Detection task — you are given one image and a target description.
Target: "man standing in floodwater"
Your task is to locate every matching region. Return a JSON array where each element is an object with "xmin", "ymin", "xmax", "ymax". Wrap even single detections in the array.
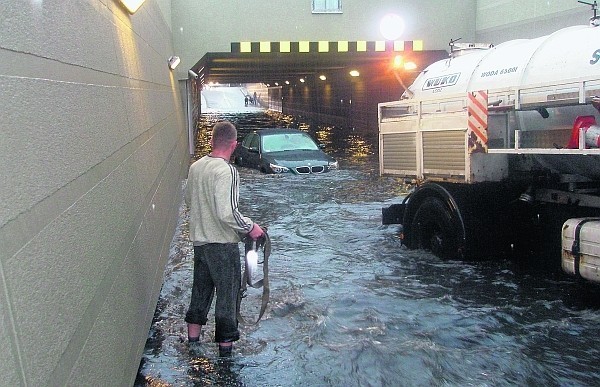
[{"xmin": 184, "ymin": 120, "xmax": 264, "ymax": 357}]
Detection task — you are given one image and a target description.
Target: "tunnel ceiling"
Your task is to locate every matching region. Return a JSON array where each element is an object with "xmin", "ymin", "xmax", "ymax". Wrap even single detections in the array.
[{"xmin": 191, "ymin": 50, "xmax": 448, "ymax": 85}]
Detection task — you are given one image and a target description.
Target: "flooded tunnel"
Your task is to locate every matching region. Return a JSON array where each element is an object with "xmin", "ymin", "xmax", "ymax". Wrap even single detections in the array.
[{"xmin": 6, "ymin": 1, "xmax": 600, "ymax": 385}]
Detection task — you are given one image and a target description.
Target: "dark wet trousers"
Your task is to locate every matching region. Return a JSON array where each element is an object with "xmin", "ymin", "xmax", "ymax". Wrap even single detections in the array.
[{"xmin": 185, "ymin": 243, "xmax": 241, "ymax": 343}]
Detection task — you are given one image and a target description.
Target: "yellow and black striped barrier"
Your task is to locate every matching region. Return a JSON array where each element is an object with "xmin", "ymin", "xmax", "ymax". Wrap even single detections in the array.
[{"xmin": 231, "ymin": 40, "xmax": 423, "ymax": 54}]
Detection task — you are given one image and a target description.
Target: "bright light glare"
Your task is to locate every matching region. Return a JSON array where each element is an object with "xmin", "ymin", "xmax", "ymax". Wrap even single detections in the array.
[
  {"xmin": 120, "ymin": 0, "xmax": 146, "ymax": 13},
  {"xmin": 319, "ymin": 75, "xmax": 327, "ymax": 81},
  {"xmin": 300, "ymin": 78, "xmax": 305, "ymax": 83},
  {"xmin": 393, "ymin": 55, "xmax": 403, "ymax": 69},
  {"xmin": 380, "ymin": 13, "xmax": 405, "ymax": 40},
  {"xmin": 404, "ymin": 61, "xmax": 417, "ymax": 71},
  {"xmin": 349, "ymin": 70, "xmax": 360, "ymax": 77}
]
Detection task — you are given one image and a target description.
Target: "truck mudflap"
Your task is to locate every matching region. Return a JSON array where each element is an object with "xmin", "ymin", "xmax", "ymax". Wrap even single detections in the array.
[
  {"xmin": 382, "ymin": 203, "xmax": 406, "ymax": 225},
  {"xmin": 562, "ymin": 218, "xmax": 600, "ymax": 283}
]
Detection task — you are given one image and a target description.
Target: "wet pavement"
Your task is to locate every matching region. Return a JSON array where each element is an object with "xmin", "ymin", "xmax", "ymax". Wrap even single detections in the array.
[{"xmin": 135, "ymin": 110, "xmax": 600, "ymax": 386}]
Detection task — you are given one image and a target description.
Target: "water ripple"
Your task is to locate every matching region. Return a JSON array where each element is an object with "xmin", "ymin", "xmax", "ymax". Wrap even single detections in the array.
[{"xmin": 137, "ymin": 111, "xmax": 600, "ymax": 387}]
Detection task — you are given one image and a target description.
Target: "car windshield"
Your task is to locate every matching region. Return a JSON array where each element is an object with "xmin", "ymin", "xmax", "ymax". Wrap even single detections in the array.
[{"xmin": 261, "ymin": 133, "xmax": 319, "ymax": 152}]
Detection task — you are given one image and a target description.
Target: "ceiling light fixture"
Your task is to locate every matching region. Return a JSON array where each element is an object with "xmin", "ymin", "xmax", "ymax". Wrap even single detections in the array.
[
  {"xmin": 393, "ymin": 55, "xmax": 404, "ymax": 69},
  {"xmin": 120, "ymin": 0, "xmax": 146, "ymax": 14},
  {"xmin": 404, "ymin": 61, "xmax": 417, "ymax": 71}
]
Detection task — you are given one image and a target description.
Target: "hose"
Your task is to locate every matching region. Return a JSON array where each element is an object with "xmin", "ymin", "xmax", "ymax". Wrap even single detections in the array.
[{"xmin": 237, "ymin": 231, "xmax": 271, "ymax": 325}]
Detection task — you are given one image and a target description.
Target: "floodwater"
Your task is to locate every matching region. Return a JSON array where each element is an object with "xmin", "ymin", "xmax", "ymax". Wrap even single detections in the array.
[{"xmin": 136, "ymin": 110, "xmax": 600, "ymax": 386}]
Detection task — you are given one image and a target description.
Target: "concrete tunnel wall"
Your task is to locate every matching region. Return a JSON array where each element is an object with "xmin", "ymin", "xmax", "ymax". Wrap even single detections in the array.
[
  {"xmin": 476, "ymin": 0, "xmax": 593, "ymax": 42},
  {"xmin": 0, "ymin": 0, "xmax": 189, "ymax": 385}
]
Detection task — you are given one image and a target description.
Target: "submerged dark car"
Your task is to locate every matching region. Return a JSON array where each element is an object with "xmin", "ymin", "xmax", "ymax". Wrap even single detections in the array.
[{"xmin": 233, "ymin": 128, "xmax": 338, "ymax": 174}]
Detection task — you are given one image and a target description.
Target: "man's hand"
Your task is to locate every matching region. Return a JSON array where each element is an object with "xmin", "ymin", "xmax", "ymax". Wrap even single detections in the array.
[{"xmin": 248, "ymin": 223, "xmax": 264, "ymax": 240}]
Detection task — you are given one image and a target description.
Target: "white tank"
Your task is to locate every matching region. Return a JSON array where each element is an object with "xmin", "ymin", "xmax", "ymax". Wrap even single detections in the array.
[
  {"xmin": 403, "ymin": 24, "xmax": 600, "ymax": 179},
  {"xmin": 407, "ymin": 25, "xmax": 600, "ymax": 100}
]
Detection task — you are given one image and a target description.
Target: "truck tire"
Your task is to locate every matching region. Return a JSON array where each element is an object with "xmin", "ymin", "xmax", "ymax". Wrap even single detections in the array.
[{"xmin": 409, "ymin": 196, "xmax": 462, "ymax": 259}]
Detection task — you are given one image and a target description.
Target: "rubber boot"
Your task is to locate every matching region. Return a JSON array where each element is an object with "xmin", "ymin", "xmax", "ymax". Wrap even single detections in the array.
[{"xmin": 218, "ymin": 342, "xmax": 233, "ymax": 357}]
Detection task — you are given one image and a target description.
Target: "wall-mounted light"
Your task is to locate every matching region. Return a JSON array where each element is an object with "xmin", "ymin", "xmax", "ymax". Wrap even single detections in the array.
[
  {"xmin": 168, "ymin": 56, "xmax": 180, "ymax": 70},
  {"xmin": 319, "ymin": 75, "xmax": 327, "ymax": 81},
  {"xmin": 120, "ymin": 0, "xmax": 146, "ymax": 14},
  {"xmin": 299, "ymin": 78, "xmax": 305, "ymax": 83},
  {"xmin": 349, "ymin": 70, "xmax": 360, "ymax": 77}
]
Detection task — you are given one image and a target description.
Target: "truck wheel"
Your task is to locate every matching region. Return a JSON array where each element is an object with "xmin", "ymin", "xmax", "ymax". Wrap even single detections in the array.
[{"xmin": 409, "ymin": 196, "xmax": 462, "ymax": 259}]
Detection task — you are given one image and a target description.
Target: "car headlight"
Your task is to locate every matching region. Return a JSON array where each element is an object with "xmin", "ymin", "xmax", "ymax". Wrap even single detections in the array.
[
  {"xmin": 328, "ymin": 161, "xmax": 339, "ymax": 170},
  {"xmin": 269, "ymin": 163, "xmax": 289, "ymax": 173}
]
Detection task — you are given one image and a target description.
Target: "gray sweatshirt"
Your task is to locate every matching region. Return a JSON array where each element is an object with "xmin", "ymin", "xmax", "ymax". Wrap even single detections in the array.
[{"xmin": 185, "ymin": 155, "xmax": 254, "ymax": 245}]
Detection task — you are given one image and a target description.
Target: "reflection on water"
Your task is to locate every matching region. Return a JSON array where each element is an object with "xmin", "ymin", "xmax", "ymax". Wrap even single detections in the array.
[
  {"xmin": 193, "ymin": 111, "xmax": 378, "ymax": 165},
  {"xmin": 136, "ymin": 111, "xmax": 600, "ymax": 386}
]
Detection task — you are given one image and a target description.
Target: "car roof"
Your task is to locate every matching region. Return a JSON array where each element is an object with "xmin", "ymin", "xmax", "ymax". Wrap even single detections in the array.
[{"xmin": 252, "ymin": 128, "xmax": 308, "ymax": 136}]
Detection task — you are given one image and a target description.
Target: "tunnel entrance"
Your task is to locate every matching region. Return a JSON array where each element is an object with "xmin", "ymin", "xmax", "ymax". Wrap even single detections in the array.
[{"xmin": 191, "ymin": 44, "xmax": 447, "ymax": 132}]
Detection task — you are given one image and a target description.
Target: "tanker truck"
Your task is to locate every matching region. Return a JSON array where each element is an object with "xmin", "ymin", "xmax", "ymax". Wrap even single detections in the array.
[{"xmin": 379, "ymin": 4, "xmax": 600, "ymax": 282}]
